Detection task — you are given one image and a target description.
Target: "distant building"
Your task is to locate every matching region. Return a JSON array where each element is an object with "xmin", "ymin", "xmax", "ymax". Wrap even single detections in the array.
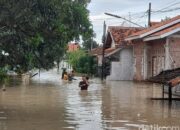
[
  {"xmin": 59, "ymin": 42, "xmax": 80, "ymax": 72},
  {"xmin": 67, "ymin": 43, "xmax": 80, "ymax": 52},
  {"xmin": 90, "ymin": 26, "xmax": 142, "ymax": 79}
]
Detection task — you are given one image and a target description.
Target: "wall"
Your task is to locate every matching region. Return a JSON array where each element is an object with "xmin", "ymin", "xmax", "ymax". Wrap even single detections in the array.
[
  {"xmin": 133, "ymin": 40, "xmax": 144, "ymax": 81},
  {"xmin": 97, "ymin": 55, "xmax": 102, "ymax": 66},
  {"xmin": 133, "ymin": 39, "xmax": 166, "ymax": 80},
  {"xmin": 107, "ymin": 47, "xmax": 133, "ymax": 80},
  {"xmin": 147, "ymin": 39, "xmax": 166, "ymax": 77},
  {"xmin": 132, "ymin": 36, "xmax": 180, "ymax": 81},
  {"xmin": 169, "ymin": 37, "xmax": 180, "ymax": 68}
]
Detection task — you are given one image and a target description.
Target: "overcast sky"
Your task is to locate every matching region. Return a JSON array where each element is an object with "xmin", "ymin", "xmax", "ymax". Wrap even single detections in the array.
[{"xmin": 87, "ymin": 0, "xmax": 180, "ymax": 43}]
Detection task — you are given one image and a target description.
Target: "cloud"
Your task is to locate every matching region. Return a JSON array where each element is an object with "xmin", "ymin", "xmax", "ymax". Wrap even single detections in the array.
[{"xmin": 88, "ymin": 0, "xmax": 180, "ymax": 43}]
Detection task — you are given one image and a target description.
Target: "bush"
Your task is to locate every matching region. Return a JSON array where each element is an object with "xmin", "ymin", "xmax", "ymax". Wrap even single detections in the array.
[
  {"xmin": 76, "ymin": 55, "xmax": 97, "ymax": 75},
  {"xmin": 0, "ymin": 68, "xmax": 8, "ymax": 83}
]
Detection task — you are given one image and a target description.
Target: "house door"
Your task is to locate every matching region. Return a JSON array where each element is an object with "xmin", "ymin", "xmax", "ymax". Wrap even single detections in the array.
[{"xmin": 152, "ymin": 56, "xmax": 157, "ymax": 76}]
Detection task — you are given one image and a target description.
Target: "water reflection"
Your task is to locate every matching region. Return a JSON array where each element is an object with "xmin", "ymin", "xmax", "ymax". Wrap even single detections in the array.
[{"xmin": 0, "ymin": 71, "xmax": 180, "ymax": 130}]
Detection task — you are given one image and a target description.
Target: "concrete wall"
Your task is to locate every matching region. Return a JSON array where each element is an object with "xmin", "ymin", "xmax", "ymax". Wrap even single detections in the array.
[
  {"xmin": 107, "ymin": 47, "xmax": 133, "ymax": 80},
  {"xmin": 97, "ymin": 55, "xmax": 102, "ymax": 66}
]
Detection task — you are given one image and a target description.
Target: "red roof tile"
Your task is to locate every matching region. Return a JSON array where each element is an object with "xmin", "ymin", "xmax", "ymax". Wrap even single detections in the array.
[
  {"xmin": 169, "ymin": 77, "xmax": 180, "ymax": 87},
  {"xmin": 90, "ymin": 47, "xmax": 118, "ymax": 56},
  {"xmin": 150, "ymin": 21, "xmax": 160, "ymax": 26},
  {"xmin": 107, "ymin": 26, "xmax": 142, "ymax": 45},
  {"xmin": 105, "ymin": 48, "xmax": 116, "ymax": 54},
  {"xmin": 68, "ymin": 43, "xmax": 80, "ymax": 52},
  {"xmin": 90, "ymin": 47, "xmax": 103, "ymax": 55},
  {"xmin": 149, "ymin": 23, "xmax": 180, "ymax": 37},
  {"xmin": 128, "ymin": 15, "xmax": 180, "ymax": 38}
]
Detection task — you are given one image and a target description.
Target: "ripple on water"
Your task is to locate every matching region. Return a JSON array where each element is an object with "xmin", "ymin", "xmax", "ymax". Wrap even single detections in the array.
[{"xmin": 0, "ymin": 71, "xmax": 180, "ymax": 130}]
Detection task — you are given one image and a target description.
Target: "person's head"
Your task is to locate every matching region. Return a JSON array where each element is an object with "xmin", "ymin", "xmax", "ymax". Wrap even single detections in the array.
[
  {"xmin": 64, "ymin": 72, "xmax": 67, "ymax": 75},
  {"xmin": 82, "ymin": 75, "xmax": 86, "ymax": 81},
  {"xmin": 86, "ymin": 76, "xmax": 89, "ymax": 80}
]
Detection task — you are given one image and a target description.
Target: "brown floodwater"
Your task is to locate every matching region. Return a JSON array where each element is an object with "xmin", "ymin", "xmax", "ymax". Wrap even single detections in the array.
[{"xmin": 0, "ymin": 70, "xmax": 180, "ymax": 130}]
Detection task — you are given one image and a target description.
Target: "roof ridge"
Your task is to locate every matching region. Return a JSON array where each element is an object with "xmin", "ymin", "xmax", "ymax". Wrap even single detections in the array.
[{"xmin": 126, "ymin": 15, "xmax": 180, "ymax": 40}]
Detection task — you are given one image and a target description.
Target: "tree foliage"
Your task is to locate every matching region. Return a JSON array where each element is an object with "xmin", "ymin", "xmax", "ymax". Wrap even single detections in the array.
[
  {"xmin": 0, "ymin": 0, "xmax": 92, "ymax": 73},
  {"xmin": 67, "ymin": 49, "xmax": 97, "ymax": 75},
  {"xmin": 82, "ymin": 39, "xmax": 99, "ymax": 50},
  {"xmin": 76, "ymin": 55, "xmax": 97, "ymax": 75},
  {"xmin": 67, "ymin": 50, "xmax": 86, "ymax": 69}
]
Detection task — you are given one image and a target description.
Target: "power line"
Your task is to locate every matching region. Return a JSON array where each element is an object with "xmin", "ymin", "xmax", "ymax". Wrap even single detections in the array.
[
  {"xmin": 152, "ymin": 1, "xmax": 180, "ymax": 14},
  {"xmin": 104, "ymin": 13, "xmax": 145, "ymax": 28},
  {"xmin": 152, "ymin": 7, "xmax": 180, "ymax": 13}
]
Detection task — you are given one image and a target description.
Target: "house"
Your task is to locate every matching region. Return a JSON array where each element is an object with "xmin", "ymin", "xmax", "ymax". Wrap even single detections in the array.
[
  {"xmin": 59, "ymin": 42, "xmax": 80, "ymax": 72},
  {"xmin": 91, "ymin": 26, "xmax": 142, "ymax": 80},
  {"xmin": 126, "ymin": 15, "xmax": 180, "ymax": 81},
  {"xmin": 104, "ymin": 26, "xmax": 142, "ymax": 80},
  {"xmin": 67, "ymin": 42, "xmax": 80, "ymax": 52}
]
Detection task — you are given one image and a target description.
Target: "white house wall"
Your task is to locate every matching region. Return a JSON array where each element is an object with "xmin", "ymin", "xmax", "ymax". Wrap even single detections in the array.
[{"xmin": 107, "ymin": 48, "xmax": 134, "ymax": 81}]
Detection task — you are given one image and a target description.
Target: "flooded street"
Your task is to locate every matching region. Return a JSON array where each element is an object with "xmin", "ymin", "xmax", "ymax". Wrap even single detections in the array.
[{"xmin": 0, "ymin": 70, "xmax": 180, "ymax": 130}]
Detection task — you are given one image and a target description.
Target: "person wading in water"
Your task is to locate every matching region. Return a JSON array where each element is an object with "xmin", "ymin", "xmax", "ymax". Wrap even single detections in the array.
[{"xmin": 79, "ymin": 76, "xmax": 89, "ymax": 90}]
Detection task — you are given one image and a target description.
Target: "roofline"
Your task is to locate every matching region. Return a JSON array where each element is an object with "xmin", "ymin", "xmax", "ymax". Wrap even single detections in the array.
[
  {"xmin": 109, "ymin": 31, "xmax": 116, "ymax": 45},
  {"xmin": 171, "ymin": 34, "xmax": 180, "ymax": 38},
  {"xmin": 143, "ymin": 36, "xmax": 161, "ymax": 42},
  {"xmin": 141, "ymin": 19, "xmax": 180, "ymax": 38},
  {"xmin": 105, "ymin": 48, "xmax": 121, "ymax": 57},
  {"xmin": 144, "ymin": 28, "xmax": 180, "ymax": 41},
  {"xmin": 125, "ymin": 36, "xmax": 140, "ymax": 41},
  {"xmin": 126, "ymin": 18, "xmax": 180, "ymax": 41}
]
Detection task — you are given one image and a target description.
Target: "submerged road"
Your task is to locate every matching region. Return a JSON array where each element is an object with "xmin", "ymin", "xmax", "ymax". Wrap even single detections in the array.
[{"xmin": 0, "ymin": 70, "xmax": 180, "ymax": 130}]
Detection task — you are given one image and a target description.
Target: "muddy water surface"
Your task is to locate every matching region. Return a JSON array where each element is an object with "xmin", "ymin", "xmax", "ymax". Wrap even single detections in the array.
[{"xmin": 0, "ymin": 70, "xmax": 180, "ymax": 130}]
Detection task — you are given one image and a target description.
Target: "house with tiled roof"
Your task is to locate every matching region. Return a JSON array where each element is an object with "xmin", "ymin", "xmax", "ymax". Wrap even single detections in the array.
[
  {"xmin": 67, "ymin": 42, "xmax": 80, "ymax": 52},
  {"xmin": 103, "ymin": 26, "xmax": 142, "ymax": 80},
  {"xmin": 126, "ymin": 15, "xmax": 180, "ymax": 81}
]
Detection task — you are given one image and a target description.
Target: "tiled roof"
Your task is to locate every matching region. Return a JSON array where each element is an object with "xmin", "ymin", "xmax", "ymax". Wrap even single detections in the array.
[
  {"xmin": 90, "ymin": 47, "xmax": 103, "ymax": 55},
  {"xmin": 90, "ymin": 47, "xmax": 118, "ymax": 56},
  {"xmin": 127, "ymin": 15, "xmax": 180, "ymax": 39},
  {"xmin": 105, "ymin": 48, "xmax": 116, "ymax": 54},
  {"xmin": 107, "ymin": 26, "xmax": 142, "ymax": 45},
  {"xmin": 169, "ymin": 77, "xmax": 180, "ymax": 87},
  {"xmin": 148, "ymin": 23, "xmax": 180, "ymax": 37},
  {"xmin": 148, "ymin": 68, "xmax": 180, "ymax": 84},
  {"xmin": 68, "ymin": 43, "xmax": 80, "ymax": 52},
  {"xmin": 150, "ymin": 21, "xmax": 160, "ymax": 26}
]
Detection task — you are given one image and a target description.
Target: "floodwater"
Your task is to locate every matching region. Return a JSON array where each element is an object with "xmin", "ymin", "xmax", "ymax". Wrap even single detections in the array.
[{"xmin": 0, "ymin": 70, "xmax": 180, "ymax": 130}]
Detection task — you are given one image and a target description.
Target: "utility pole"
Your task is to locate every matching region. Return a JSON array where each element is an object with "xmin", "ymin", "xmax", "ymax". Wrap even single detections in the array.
[
  {"xmin": 91, "ymin": 38, "xmax": 93, "ymax": 50},
  {"xmin": 90, "ymin": 25, "xmax": 93, "ymax": 50},
  {"xmin": 101, "ymin": 21, "xmax": 106, "ymax": 81},
  {"xmin": 129, "ymin": 12, "xmax": 131, "ymax": 27},
  {"xmin": 148, "ymin": 2, "xmax": 151, "ymax": 27}
]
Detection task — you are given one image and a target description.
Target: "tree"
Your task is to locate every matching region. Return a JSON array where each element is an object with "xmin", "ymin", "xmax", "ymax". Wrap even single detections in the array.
[
  {"xmin": 0, "ymin": 0, "xmax": 93, "ymax": 73},
  {"xmin": 66, "ymin": 49, "xmax": 97, "ymax": 75},
  {"xmin": 82, "ymin": 39, "xmax": 99, "ymax": 50},
  {"xmin": 66, "ymin": 50, "xmax": 86, "ymax": 69},
  {"xmin": 76, "ymin": 55, "xmax": 97, "ymax": 75}
]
